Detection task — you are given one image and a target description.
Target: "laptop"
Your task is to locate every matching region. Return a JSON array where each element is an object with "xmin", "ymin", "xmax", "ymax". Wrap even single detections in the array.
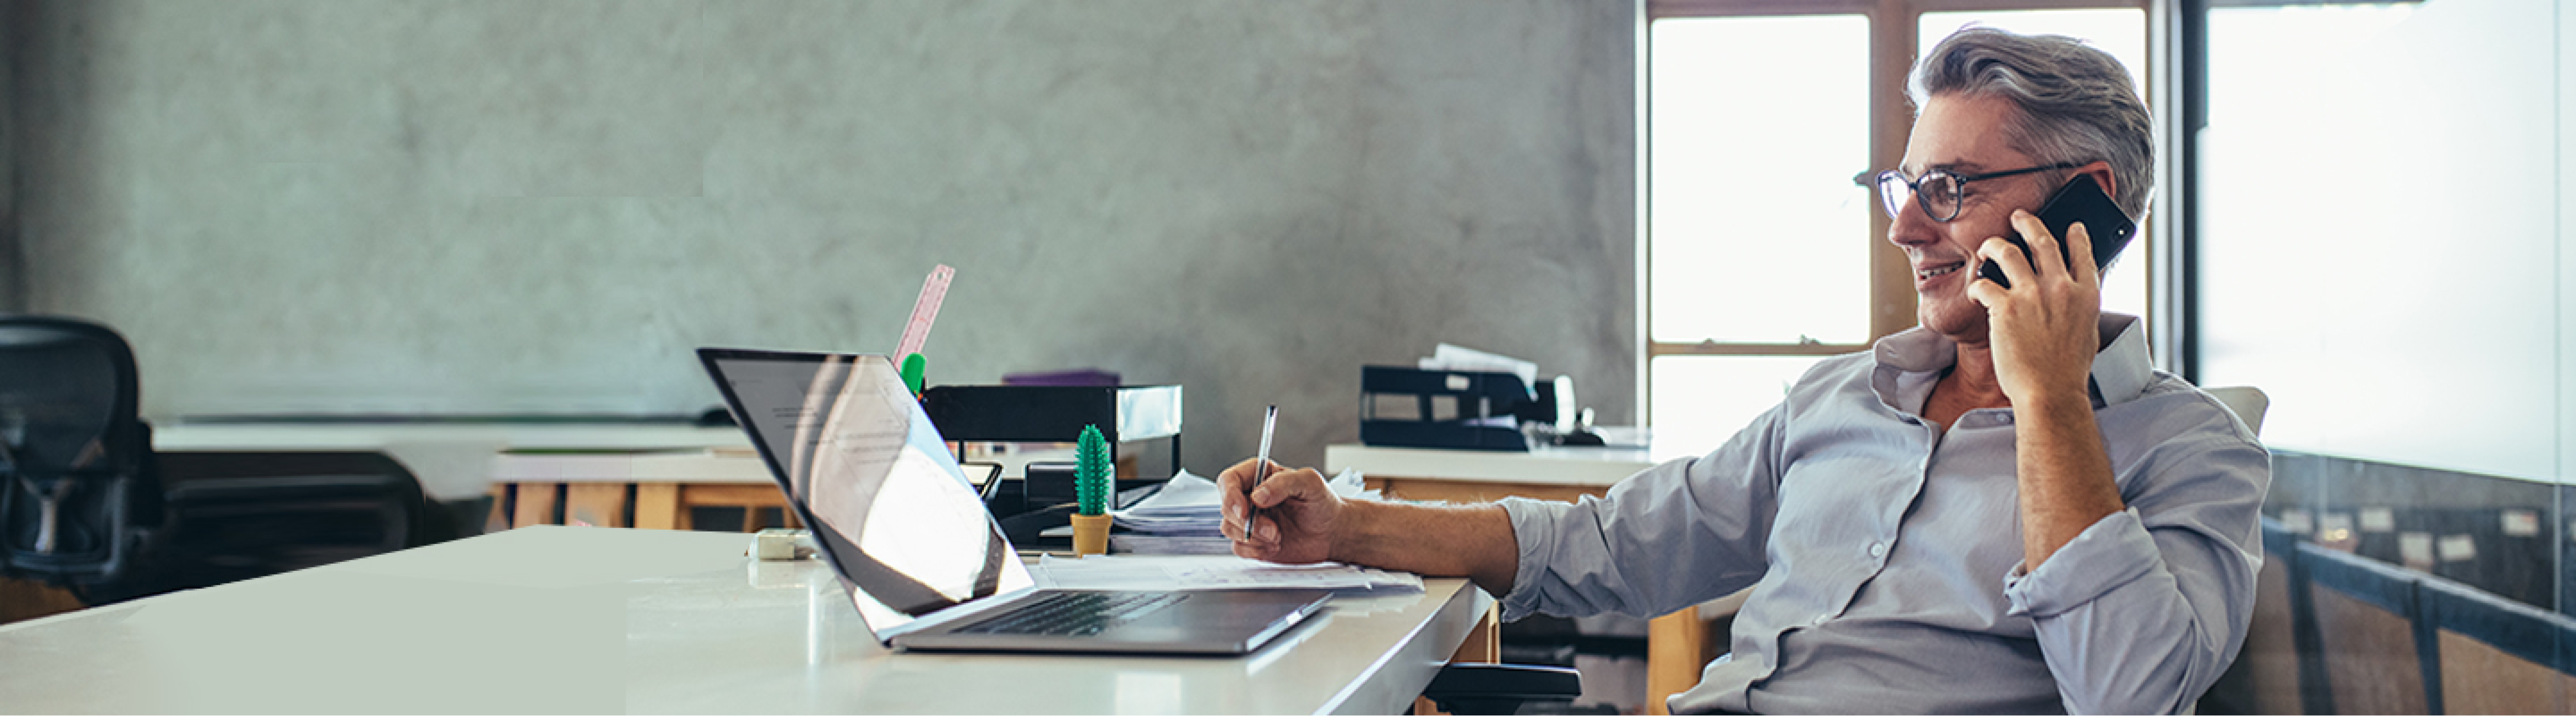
[{"xmin": 697, "ymin": 348, "xmax": 1333, "ymax": 654}]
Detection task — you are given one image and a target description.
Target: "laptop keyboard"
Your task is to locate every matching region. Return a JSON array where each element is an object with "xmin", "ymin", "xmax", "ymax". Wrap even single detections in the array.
[{"xmin": 952, "ymin": 591, "xmax": 1187, "ymax": 637}]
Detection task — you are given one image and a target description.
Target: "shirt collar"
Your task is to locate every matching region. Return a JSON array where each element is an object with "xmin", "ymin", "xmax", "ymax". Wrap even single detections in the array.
[
  {"xmin": 2088, "ymin": 313, "xmax": 2153, "ymax": 406},
  {"xmin": 1872, "ymin": 313, "xmax": 2155, "ymax": 409}
]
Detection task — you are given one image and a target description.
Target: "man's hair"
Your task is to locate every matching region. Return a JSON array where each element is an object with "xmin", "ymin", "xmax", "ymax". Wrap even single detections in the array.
[{"xmin": 1911, "ymin": 27, "xmax": 2154, "ymax": 219}]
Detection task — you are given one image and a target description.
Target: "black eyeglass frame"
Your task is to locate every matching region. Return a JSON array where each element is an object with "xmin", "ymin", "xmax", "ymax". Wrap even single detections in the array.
[{"xmin": 1866, "ymin": 162, "xmax": 2086, "ymax": 223}]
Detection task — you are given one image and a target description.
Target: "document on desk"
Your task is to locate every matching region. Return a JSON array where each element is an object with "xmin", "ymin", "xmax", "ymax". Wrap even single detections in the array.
[
  {"xmin": 1029, "ymin": 555, "xmax": 1423, "ymax": 594},
  {"xmin": 1038, "ymin": 468, "xmax": 1381, "ymax": 555}
]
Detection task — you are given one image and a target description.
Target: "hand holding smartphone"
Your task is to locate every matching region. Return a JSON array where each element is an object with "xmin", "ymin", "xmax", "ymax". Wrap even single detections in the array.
[{"xmin": 1976, "ymin": 174, "xmax": 2137, "ymax": 288}]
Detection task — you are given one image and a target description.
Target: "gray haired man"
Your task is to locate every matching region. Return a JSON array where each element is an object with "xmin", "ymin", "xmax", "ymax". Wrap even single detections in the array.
[{"xmin": 1221, "ymin": 27, "xmax": 2267, "ymax": 714}]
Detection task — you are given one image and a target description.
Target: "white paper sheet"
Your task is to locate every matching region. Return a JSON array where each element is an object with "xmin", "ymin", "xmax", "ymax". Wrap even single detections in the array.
[{"xmin": 1027, "ymin": 554, "xmax": 1423, "ymax": 594}]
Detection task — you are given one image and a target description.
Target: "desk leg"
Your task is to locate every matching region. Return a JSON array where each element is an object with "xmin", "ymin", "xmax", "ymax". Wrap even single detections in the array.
[
  {"xmin": 1450, "ymin": 604, "xmax": 1501, "ymax": 662},
  {"xmin": 1646, "ymin": 609, "xmax": 1711, "ymax": 715},
  {"xmin": 565, "ymin": 484, "xmax": 630, "ymax": 528},
  {"xmin": 512, "ymin": 482, "xmax": 561, "ymax": 527},
  {"xmin": 636, "ymin": 484, "xmax": 682, "ymax": 530},
  {"xmin": 485, "ymin": 484, "xmax": 512, "ymax": 532}
]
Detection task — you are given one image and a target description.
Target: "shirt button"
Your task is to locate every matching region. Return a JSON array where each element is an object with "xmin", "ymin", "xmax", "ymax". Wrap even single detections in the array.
[{"xmin": 1868, "ymin": 542, "xmax": 1887, "ymax": 557}]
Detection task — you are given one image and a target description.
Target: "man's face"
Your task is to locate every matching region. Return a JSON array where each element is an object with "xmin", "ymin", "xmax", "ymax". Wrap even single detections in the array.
[{"xmin": 1888, "ymin": 94, "xmax": 2062, "ymax": 347}]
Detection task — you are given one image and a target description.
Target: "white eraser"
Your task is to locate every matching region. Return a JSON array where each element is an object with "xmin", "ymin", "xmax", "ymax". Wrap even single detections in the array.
[{"xmin": 756, "ymin": 529, "xmax": 807, "ymax": 560}]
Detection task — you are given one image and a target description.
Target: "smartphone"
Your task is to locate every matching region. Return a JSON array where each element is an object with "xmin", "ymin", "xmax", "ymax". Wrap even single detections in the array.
[{"xmin": 1976, "ymin": 173, "xmax": 2137, "ymax": 289}]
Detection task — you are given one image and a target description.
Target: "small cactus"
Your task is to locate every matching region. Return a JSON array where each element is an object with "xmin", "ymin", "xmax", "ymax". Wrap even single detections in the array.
[{"xmin": 1075, "ymin": 425, "xmax": 1110, "ymax": 516}]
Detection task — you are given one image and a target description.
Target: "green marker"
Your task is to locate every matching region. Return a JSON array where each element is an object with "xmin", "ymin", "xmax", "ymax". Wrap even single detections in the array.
[{"xmin": 900, "ymin": 353, "xmax": 927, "ymax": 396}]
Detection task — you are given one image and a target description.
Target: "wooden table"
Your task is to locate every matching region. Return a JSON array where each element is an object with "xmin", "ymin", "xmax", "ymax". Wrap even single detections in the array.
[
  {"xmin": 151, "ymin": 422, "xmax": 751, "ymax": 498},
  {"xmin": 486, "ymin": 448, "xmax": 789, "ymax": 532},
  {"xmin": 153, "ymin": 422, "xmax": 1134, "ymax": 535},
  {"xmin": 1328, "ymin": 443, "xmax": 1731, "ymax": 716},
  {"xmin": 153, "ymin": 422, "xmax": 802, "ymax": 533}
]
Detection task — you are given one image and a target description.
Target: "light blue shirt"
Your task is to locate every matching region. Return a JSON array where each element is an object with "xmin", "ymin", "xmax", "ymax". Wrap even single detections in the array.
[{"xmin": 1497, "ymin": 314, "xmax": 2269, "ymax": 714}]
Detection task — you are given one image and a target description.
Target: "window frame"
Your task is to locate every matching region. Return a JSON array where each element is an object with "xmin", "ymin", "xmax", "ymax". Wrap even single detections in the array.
[{"xmin": 1639, "ymin": 0, "xmax": 2159, "ymax": 423}]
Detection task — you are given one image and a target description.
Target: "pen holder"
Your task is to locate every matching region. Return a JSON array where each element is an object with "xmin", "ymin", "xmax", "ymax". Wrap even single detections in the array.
[{"xmin": 1070, "ymin": 513, "xmax": 1111, "ymax": 556}]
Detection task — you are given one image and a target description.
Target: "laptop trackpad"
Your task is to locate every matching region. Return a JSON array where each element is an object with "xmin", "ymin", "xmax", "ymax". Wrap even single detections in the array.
[{"xmin": 1107, "ymin": 590, "xmax": 1332, "ymax": 642}]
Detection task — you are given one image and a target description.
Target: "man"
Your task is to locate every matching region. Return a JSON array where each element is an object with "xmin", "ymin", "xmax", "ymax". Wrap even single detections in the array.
[{"xmin": 1219, "ymin": 27, "xmax": 2268, "ymax": 714}]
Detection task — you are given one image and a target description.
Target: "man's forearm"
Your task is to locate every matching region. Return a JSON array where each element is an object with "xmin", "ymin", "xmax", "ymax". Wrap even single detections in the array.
[
  {"xmin": 1330, "ymin": 499, "xmax": 1521, "ymax": 595},
  {"xmin": 2015, "ymin": 390, "xmax": 2125, "ymax": 568}
]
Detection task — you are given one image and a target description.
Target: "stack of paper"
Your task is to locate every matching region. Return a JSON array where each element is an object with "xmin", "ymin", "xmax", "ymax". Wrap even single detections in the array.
[
  {"xmin": 1029, "ymin": 554, "xmax": 1423, "ymax": 594},
  {"xmin": 1101, "ymin": 468, "xmax": 1375, "ymax": 555},
  {"xmin": 1417, "ymin": 342, "xmax": 1538, "ymax": 389},
  {"xmin": 1416, "ymin": 343, "xmax": 1540, "ymax": 430}
]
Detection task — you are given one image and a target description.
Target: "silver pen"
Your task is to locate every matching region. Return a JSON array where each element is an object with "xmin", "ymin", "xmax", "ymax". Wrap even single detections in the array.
[{"xmin": 1241, "ymin": 405, "xmax": 1277, "ymax": 544}]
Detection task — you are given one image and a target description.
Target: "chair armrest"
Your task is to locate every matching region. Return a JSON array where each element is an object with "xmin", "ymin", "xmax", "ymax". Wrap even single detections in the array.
[{"xmin": 1422, "ymin": 662, "xmax": 1581, "ymax": 714}]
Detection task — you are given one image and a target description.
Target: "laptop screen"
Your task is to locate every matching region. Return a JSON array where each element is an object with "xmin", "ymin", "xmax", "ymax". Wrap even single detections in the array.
[{"xmin": 700, "ymin": 350, "xmax": 1036, "ymax": 637}]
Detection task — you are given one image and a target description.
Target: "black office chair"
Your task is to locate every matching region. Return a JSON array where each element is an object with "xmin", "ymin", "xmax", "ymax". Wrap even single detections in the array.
[
  {"xmin": 126, "ymin": 451, "xmax": 437, "ymax": 598},
  {"xmin": 0, "ymin": 315, "xmax": 439, "ymax": 606},
  {"xmin": 0, "ymin": 316, "xmax": 164, "ymax": 592}
]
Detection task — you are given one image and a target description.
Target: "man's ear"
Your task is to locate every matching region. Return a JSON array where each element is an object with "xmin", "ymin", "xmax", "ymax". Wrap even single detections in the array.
[{"xmin": 2078, "ymin": 161, "xmax": 2116, "ymax": 199}]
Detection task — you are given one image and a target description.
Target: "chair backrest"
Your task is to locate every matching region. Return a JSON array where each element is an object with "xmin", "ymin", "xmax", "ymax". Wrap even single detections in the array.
[
  {"xmin": 2222, "ymin": 519, "xmax": 2305, "ymax": 715},
  {"xmin": 2299, "ymin": 541, "xmax": 2435, "ymax": 714},
  {"xmin": 0, "ymin": 316, "xmax": 159, "ymax": 585},
  {"xmin": 141, "ymin": 451, "xmax": 432, "ymax": 596},
  {"xmin": 2272, "ymin": 534, "xmax": 2576, "ymax": 715},
  {"xmin": 2418, "ymin": 572, "xmax": 2576, "ymax": 714},
  {"xmin": 2205, "ymin": 385, "xmax": 2269, "ymax": 437}
]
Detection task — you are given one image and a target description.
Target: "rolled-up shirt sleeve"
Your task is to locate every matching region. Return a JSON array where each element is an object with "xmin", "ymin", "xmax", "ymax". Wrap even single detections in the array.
[
  {"xmin": 2001, "ymin": 428, "xmax": 2270, "ymax": 715},
  {"xmin": 1496, "ymin": 403, "xmax": 1792, "ymax": 622}
]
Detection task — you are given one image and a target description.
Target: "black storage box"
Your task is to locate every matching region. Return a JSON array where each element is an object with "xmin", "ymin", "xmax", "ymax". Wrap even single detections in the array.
[{"xmin": 1357, "ymin": 366, "xmax": 1555, "ymax": 452}]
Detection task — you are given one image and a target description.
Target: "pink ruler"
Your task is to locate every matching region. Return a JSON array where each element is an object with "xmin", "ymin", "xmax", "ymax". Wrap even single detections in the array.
[{"xmin": 896, "ymin": 264, "xmax": 955, "ymax": 358}]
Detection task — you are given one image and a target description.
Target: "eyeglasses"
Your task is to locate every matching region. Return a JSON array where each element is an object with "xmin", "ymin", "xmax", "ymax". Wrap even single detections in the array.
[{"xmin": 1865, "ymin": 162, "xmax": 2083, "ymax": 223}]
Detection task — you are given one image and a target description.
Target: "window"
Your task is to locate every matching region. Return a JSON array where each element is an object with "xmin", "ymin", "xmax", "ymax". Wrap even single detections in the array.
[
  {"xmin": 2197, "ymin": 1, "xmax": 2550, "ymax": 479},
  {"xmin": 1645, "ymin": 1, "xmax": 2153, "ymax": 448},
  {"xmin": 1648, "ymin": 14, "xmax": 1869, "ymax": 444}
]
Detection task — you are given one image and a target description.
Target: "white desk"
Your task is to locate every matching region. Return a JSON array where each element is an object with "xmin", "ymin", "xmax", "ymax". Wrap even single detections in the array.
[
  {"xmin": 1326, "ymin": 443, "xmax": 1668, "ymax": 502},
  {"xmin": 0, "ymin": 526, "xmax": 1492, "ymax": 714}
]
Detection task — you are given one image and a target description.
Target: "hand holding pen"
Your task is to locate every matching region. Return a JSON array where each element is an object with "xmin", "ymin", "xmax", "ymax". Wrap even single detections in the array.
[
  {"xmin": 1243, "ymin": 405, "xmax": 1277, "ymax": 542},
  {"xmin": 1219, "ymin": 406, "xmax": 1345, "ymax": 564}
]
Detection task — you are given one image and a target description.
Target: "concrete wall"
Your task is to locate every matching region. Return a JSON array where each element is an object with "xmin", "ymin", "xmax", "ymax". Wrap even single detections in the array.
[{"xmin": 7, "ymin": 0, "xmax": 1636, "ymax": 473}]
